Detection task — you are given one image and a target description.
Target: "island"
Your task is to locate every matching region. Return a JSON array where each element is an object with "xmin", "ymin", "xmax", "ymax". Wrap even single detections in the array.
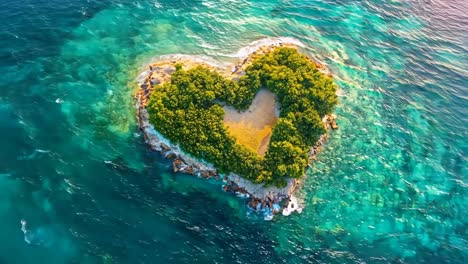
[{"xmin": 136, "ymin": 42, "xmax": 338, "ymax": 219}]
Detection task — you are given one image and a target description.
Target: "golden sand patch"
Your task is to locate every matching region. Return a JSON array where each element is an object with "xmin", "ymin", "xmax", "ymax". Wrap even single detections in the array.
[{"xmin": 223, "ymin": 89, "xmax": 279, "ymax": 156}]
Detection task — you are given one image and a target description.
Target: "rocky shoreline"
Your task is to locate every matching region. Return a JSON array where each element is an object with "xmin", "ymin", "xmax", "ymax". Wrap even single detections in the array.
[{"xmin": 135, "ymin": 40, "xmax": 338, "ymax": 219}]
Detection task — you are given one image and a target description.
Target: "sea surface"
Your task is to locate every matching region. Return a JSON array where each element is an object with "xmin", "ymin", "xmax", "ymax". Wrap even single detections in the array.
[{"xmin": 0, "ymin": 0, "xmax": 467, "ymax": 263}]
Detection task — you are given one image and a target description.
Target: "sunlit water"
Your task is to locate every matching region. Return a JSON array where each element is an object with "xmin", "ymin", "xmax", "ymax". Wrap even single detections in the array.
[{"xmin": 0, "ymin": 0, "xmax": 466, "ymax": 263}]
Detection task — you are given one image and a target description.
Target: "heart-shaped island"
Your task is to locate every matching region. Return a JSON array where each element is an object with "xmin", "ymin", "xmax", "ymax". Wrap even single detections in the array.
[{"xmin": 136, "ymin": 40, "xmax": 338, "ymax": 219}]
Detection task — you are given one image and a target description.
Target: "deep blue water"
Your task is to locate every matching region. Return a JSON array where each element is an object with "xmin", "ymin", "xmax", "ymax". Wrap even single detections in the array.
[{"xmin": 0, "ymin": 0, "xmax": 466, "ymax": 263}]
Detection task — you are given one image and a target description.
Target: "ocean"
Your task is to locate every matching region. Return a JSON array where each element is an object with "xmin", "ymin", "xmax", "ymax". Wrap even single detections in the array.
[{"xmin": 0, "ymin": 0, "xmax": 466, "ymax": 263}]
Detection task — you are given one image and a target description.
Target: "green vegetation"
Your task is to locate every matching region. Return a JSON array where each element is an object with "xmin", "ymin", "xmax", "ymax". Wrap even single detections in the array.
[{"xmin": 147, "ymin": 47, "xmax": 337, "ymax": 187}]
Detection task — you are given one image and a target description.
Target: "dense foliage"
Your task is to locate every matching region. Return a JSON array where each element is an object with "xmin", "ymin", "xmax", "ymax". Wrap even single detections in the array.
[{"xmin": 147, "ymin": 47, "xmax": 337, "ymax": 187}]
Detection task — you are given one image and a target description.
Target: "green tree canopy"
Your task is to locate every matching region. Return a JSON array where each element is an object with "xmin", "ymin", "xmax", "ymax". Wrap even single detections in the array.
[{"xmin": 147, "ymin": 47, "xmax": 337, "ymax": 187}]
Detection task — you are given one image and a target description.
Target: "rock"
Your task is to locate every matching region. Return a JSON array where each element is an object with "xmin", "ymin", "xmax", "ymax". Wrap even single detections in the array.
[
  {"xmin": 227, "ymin": 173, "xmax": 296, "ymax": 203},
  {"xmin": 184, "ymin": 166, "xmax": 194, "ymax": 175},
  {"xmin": 331, "ymin": 120, "xmax": 338, "ymax": 130},
  {"xmin": 310, "ymin": 147, "xmax": 316, "ymax": 156},
  {"xmin": 265, "ymin": 192, "xmax": 275, "ymax": 202},
  {"xmin": 208, "ymin": 171, "xmax": 218, "ymax": 179},
  {"xmin": 150, "ymin": 78, "xmax": 161, "ymax": 85},
  {"xmin": 200, "ymin": 171, "xmax": 210, "ymax": 179},
  {"xmin": 238, "ymin": 187, "xmax": 247, "ymax": 194},
  {"xmin": 248, "ymin": 198, "xmax": 258, "ymax": 209},
  {"xmin": 164, "ymin": 66, "xmax": 176, "ymax": 74},
  {"xmin": 165, "ymin": 152, "xmax": 176, "ymax": 159},
  {"xmin": 326, "ymin": 115, "xmax": 338, "ymax": 130},
  {"xmin": 173, "ymin": 158, "xmax": 186, "ymax": 173},
  {"xmin": 161, "ymin": 143, "xmax": 171, "ymax": 152},
  {"xmin": 248, "ymin": 197, "xmax": 270, "ymax": 211}
]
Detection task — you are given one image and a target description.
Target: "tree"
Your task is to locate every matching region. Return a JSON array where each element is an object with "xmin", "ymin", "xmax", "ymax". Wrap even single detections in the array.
[
  {"xmin": 296, "ymin": 109, "xmax": 325, "ymax": 146},
  {"xmin": 146, "ymin": 47, "xmax": 337, "ymax": 186}
]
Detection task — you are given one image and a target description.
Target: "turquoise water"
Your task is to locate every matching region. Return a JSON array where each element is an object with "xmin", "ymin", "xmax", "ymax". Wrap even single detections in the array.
[{"xmin": 0, "ymin": 0, "xmax": 466, "ymax": 263}]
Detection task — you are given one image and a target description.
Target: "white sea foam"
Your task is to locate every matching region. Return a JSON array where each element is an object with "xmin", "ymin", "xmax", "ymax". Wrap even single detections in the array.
[
  {"xmin": 137, "ymin": 37, "xmax": 308, "ymax": 83},
  {"xmin": 20, "ymin": 219, "xmax": 31, "ymax": 244},
  {"xmin": 153, "ymin": 1, "xmax": 162, "ymax": 9},
  {"xmin": 152, "ymin": 54, "xmax": 228, "ymax": 69},
  {"xmin": 228, "ymin": 37, "xmax": 306, "ymax": 59},
  {"xmin": 18, "ymin": 149, "xmax": 50, "ymax": 160},
  {"xmin": 264, "ymin": 214, "xmax": 274, "ymax": 221},
  {"xmin": 64, "ymin": 178, "xmax": 80, "ymax": 190},
  {"xmin": 282, "ymin": 195, "xmax": 303, "ymax": 216}
]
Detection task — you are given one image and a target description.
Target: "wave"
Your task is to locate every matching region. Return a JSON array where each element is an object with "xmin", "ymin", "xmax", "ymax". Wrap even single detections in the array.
[
  {"xmin": 137, "ymin": 37, "xmax": 308, "ymax": 83},
  {"xmin": 17, "ymin": 149, "xmax": 51, "ymax": 160},
  {"xmin": 137, "ymin": 54, "xmax": 230, "ymax": 84},
  {"xmin": 151, "ymin": 54, "xmax": 228, "ymax": 68},
  {"xmin": 227, "ymin": 37, "xmax": 306, "ymax": 59}
]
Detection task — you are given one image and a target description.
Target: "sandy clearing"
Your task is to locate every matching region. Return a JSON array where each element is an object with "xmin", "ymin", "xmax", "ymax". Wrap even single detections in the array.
[{"xmin": 223, "ymin": 89, "xmax": 279, "ymax": 156}]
